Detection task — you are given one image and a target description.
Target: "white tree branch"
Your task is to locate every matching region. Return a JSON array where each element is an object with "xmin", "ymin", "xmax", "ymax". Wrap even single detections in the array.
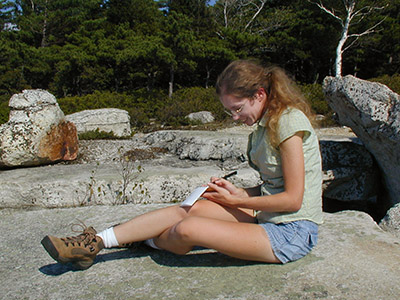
[
  {"xmin": 309, "ymin": 0, "xmax": 387, "ymax": 76},
  {"xmin": 244, "ymin": 0, "xmax": 267, "ymax": 31},
  {"xmin": 308, "ymin": 0, "xmax": 343, "ymax": 25}
]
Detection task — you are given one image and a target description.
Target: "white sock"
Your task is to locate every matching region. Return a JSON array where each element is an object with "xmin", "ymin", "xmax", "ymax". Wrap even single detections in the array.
[
  {"xmin": 144, "ymin": 238, "xmax": 162, "ymax": 250},
  {"xmin": 97, "ymin": 227, "xmax": 119, "ymax": 248}
]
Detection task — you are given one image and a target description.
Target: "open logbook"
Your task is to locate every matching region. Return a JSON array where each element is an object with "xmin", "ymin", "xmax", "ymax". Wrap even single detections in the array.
[
  {"xmin": 180, "ymin": 186, "xmax": 209, "ymax": 207},
  {"xmin": 180, "ymin": 171, "xmax": 237, "ymax": 207}
]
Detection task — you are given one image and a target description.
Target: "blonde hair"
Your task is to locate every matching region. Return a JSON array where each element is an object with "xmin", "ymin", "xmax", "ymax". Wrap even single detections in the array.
[{"xmin": 216, "ymin": 60, "xmax": 315, "ymax": 147}]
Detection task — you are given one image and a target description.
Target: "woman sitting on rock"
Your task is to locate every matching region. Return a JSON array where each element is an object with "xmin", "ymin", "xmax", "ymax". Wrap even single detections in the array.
[{"xmin": 41, "ymin": 60, "xmax": 323, "ymax": 270}]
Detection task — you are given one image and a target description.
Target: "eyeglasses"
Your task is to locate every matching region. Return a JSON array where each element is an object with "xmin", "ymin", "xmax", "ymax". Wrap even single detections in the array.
[{"xmin": 224, "ymin": 102, "xmax": 246, "ymax": 117}]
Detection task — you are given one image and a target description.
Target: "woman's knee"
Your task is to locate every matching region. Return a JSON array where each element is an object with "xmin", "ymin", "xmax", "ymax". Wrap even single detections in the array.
[
  {"xmin": 170, "ymin": 217, "xmax": 199, "ymax": 243},
  {"xmin": 165, "ymin": 218, "xmax": 199, "ymax": 255}
]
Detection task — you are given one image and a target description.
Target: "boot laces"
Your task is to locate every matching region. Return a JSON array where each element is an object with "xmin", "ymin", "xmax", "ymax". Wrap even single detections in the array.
[{"xmin": 61, "ymin": 222, "xmax": 98, "ymax": 250}]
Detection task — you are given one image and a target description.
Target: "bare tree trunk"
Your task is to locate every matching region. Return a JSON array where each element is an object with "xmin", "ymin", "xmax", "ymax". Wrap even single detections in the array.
[
  {"xmin": 205, "ymin": 64, "xmax": 213, "ymax": 89},
  {"xmin": 219, "ymin": 0, "xmax": 267, "ymax": 32},
  {"xmin": 168, "ymin": 65, "xmax": 174, "ymax": 98},
  {"xmin": 334, "ymin": 1, "xmax": 354, "ymax": 77},
  {"xmin": 41, "ymin": 0, "xmax": 48, "ymax": 47},
  {"xmin": 308, "ymin": 0, "xmax": 387, "ymax": 77},
  {"xmin": 244, "ymin": 0, "xmax": 267, "ymax": 31},
  {"xmin": 223, "ymin": 0, "xmax": 229, "ymax": 28}
]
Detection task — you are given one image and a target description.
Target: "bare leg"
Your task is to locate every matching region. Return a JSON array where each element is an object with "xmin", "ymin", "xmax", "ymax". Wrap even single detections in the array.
[
  {"xmin": 113, "ymin": 204, "xmax": 188, "ymax": 245},
  {"xmin": 113, "ymin": 200, "xmax": 254, "ymax": 245},
  {"xmin": 114, "ymin": 200, "xmax": 278, "ymax": 262},
  {"xmin": 157, "ymin": 216, "xmax": 280, "ymax": 263}
]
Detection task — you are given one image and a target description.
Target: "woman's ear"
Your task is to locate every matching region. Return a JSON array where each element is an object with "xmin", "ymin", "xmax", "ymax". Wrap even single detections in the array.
[{"xmin": 256, "ymin": 87, "xmax": 267, "ymax": 102}]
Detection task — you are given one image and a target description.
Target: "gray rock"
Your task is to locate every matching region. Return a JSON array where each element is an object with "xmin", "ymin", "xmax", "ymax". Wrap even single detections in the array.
[
  {"xmin": 66, "ymin": 108, "xmax": 131, "ymax": 137},
  {"xmin": 0, "ymin": 157, "xmax": 259, "ymax": 208},
  {"xmin": 0, "ymin": 129, "xmax": 375, "ymax": 210},
  {"xmin": 0, "ymin": 89, "xmax": 78, "ymax": 167},
  {"xmin": 1, "ymin": 206, "xmax": 399, "ymax": 299},
  {"xmin": 323, "ymin": 75, "xmax": 400, "ymax": 209},
  {"xmin": 145, "ymin": 130, "xmax": 247, "ymax": 162},
  {"xmin": 146, "ymin": 130, "xmax": 379, "ymax": 202},
  {"xmin": 320, "ymin": 139, "xmax": 380, "ymax": 202},
  {"xmin": 186, "ymin": 111, "xmax": 215, "ymax": 123},
  {"xmin": 380, "ymin": 203, "xmax": 400, "ymax": 239}
]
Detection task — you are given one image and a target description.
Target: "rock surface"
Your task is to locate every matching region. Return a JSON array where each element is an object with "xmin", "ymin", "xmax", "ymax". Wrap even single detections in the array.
[
  {"xmin": 320, "ymin": 139, "xmax": 380, "ymax": 202},
  {"xmin": 66, "ymin": 108, "xmax": 131, "ymax": 137},
  {"xmin": 0, "ymin": 153, "xmax": 259, "ymax": 208},
  {"xmin": 323, "ymin": 75, "xmax": 400, "ymax": 208},
  {"xmin": 0, "ymin": 89, "xmax": 78, "ymax": 167},
  {"xmin": 186, "ymin": 111, "xmax": 215, "ymax": 123},
  {"xmin": 0, "ymin": 127, "xmax": 376, "ymax": 210},
  {"xmin": 0, "ymin": 205, "xmax": 399, "ymax": 299},
  {"xmin": 380, "ymin": 203, "xmax": 400, "ymax": 239}
]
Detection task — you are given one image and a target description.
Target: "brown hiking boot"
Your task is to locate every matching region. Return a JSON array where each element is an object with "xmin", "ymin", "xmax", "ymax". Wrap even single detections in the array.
[{"xmin": 41, "ymin": 226, "xmax": 104, "ymax": 270}]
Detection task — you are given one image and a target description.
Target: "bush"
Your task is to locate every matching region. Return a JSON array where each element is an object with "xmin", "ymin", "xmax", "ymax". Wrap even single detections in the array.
[
  {"xmin": 78, "ymin": 129, "xmax": 120, "ymax": 140},
  {"xmin": 0, "ymin": 95, "xmax": 10, "ymax": 124},
  {"xmin": 369, "ymin": 74, "xmax": 400, "ymax": 94},
  {"xmin": 299, "ymin": 83, "xmax": 332, "ymax": 116},
  {"xmin": 58, "ymin": 89, "xmax": 165, "ymax": 128},
  {"xmin": 299, "ymin": 83, "xmax": 337, "ymax": 127},
  {"xmin": 58, "ymin": 91, "xmax": 136, "ymax": 115},
  {"xmin": 158, "ymin": 87, "xmax": 227, "ymax": 126}
]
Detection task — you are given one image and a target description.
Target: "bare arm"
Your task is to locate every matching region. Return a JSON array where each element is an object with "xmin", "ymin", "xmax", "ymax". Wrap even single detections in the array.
[{"xmin": 203, "ymin": 132, "xmax": 305, "ymax": 213}]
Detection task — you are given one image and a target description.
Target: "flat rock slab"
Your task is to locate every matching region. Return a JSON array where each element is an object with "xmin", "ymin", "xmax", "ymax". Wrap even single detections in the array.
[{"xmin": 1, "ymin": 205, "xmax": 399, "ymax": 299}]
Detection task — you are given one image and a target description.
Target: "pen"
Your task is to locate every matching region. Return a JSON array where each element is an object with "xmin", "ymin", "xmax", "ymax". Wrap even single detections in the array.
[{"xmin": 222, "ymin": 171, "xmax": 237, "ymax": 180}]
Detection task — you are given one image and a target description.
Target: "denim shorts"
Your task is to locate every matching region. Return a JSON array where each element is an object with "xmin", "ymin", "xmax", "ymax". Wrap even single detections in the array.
[{"xmin": 259, "ymin": 220, "xmax": 318, "ymax": 264}]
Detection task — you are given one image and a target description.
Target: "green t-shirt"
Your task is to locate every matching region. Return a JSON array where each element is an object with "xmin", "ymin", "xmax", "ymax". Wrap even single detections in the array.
[{"xmin": 247, "ymin": 108, "xmax": 323, "ymax": 224}]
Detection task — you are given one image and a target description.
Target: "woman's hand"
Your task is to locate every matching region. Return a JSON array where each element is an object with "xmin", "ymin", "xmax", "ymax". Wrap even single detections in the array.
[{"xmin": 201, "ymin": 177, "xmax": 247, "ymax": 207}]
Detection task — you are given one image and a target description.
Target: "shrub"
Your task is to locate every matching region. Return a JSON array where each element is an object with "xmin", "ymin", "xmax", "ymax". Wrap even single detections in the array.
[
  {"xmin": 58, "ymin": 91, "xmax": 136, "ymax": 115},
  {"xmin": 58, "ymin": 89, "xmax": 165, "ymax": 129},
  {"xmin": 299, "ymin": 83, "xmax": 337, "ymax": 127},
  {"xmin": 78, "ymin": 129, "xmax": 120, "ymax": 140},
  {"xmin": 369, "ymin": 74, "xmax": 400, "ymax": 94},
  {"xmin": 158, "ymin": 87, "xmax": 227, "ymax": 126},
  {"xmin": 0, "ymin": 95, "xmax": 10, "ymax": 124},
  {"xmin": 299, "ymin": 83, "xmax": 332, "ymax": 116}
]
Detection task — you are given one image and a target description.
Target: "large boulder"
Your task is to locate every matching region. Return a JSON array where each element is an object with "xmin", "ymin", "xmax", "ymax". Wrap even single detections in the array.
[
  {"xmin": 321, "ymin": 138, "xmax": 380, "ymax": 198},
  {"xmin": 186, "ymin": 111, "xmax": 215, "ymax": 124},
  {"xmin": 320, "ymin": 138, "xmax": 382, "ymax": 219},
  {"xmin": 380, "ymin": 203, "xmax": 400, "ymax": 239},
  {"xmin": 323, "ymin": 76, "xmax": 400, "ymax": 209},
  {"xmin": 0, "ymin": 89, "xmax": 78, "ymax": 168},
  {"xmin": 145, "ymin": 130, "xmax": 247, "ymax": 162},
  {"xmin": 0, "ymin": 128, "xmax": 379, "ymax": 210},
  {"xmin": 66, "ymin": 108, "xmax": 131, "ymax": 137}
]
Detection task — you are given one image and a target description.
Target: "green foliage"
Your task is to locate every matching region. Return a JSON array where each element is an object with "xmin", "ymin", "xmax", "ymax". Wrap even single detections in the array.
[
  {"xmin": 106, "ymin": 0, "xmax": 162, "ymax": 35},
  {"xmin": 78, "ymin": 129, "xmax": 120, "ymax": 140},
  {"xmin": 0, "ymin": 0, "xmax": 397, "ymax": 121},
  {"xmin": 58, "ymin": 89, "xmax": 166, "ymax": 128},
  {"xmin": 158, "ymin": 87, "xmax": 226, "ymax": 126},
  {"xmin": 59, "ymin": 87, "xmax": 223, "ymax": 130},
  {"xmin": 299, "ymin": 83, "xmax": 332, "ymax": 116},
  {"xmin": 0, "ymin": 95, "xmax": 10, "ymax": 124},
  {"xmin": 369, "ymin": 74, "xmax": 400, "ymax": 94},
  {"xmin": 300, "ymin": 82, "xmax": 338, "ymax": 127}
]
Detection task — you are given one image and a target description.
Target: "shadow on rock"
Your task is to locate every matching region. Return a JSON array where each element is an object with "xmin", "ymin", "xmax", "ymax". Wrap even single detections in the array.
[
  {"xmin": 147, "ymin": 248, "xmax": 262, "ymax": 268},
  {"xmin": 39, "ymin": 248, "xmax": 143, "ymax": 276},
  {"xmin": 39, "ymin": 247, "xmax": 262, "ymax": 275},
  {"xmin": 39, "ymin": 262, "xmax": 76, "ymax": 276}
]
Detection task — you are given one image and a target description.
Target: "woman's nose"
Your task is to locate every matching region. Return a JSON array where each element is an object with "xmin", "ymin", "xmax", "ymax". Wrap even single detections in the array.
[{"xmin": 232, "ymin": 114, "xmax": 240, "ymax": 121}]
